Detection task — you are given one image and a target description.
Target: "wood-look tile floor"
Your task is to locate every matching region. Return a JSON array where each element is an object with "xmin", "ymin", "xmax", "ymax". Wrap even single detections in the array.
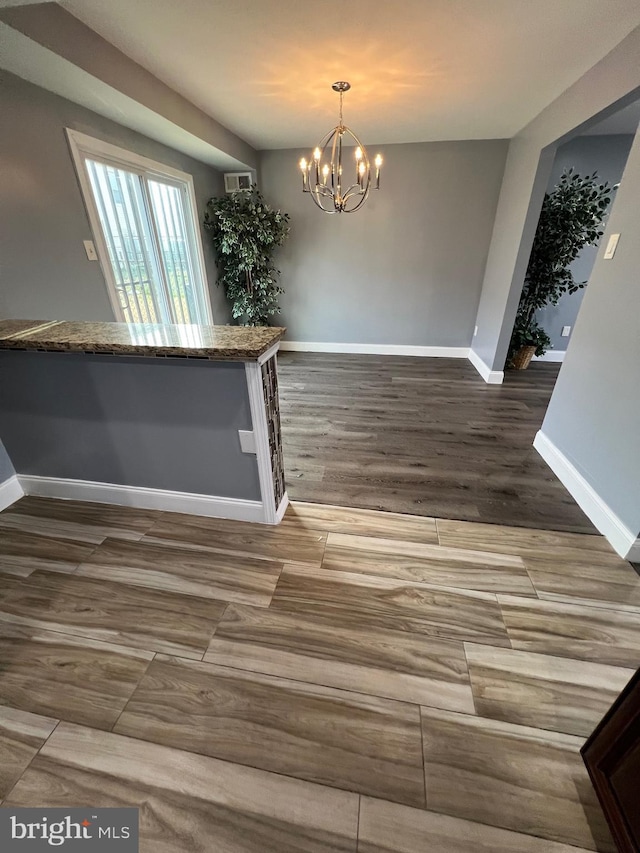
[
  {"xmin": 2, "ymin": 496, "xmax": 639, "ymax": 851},
  {"xmin": 278, "ymin": 353, "xmax": 597, "ymax": 534}
]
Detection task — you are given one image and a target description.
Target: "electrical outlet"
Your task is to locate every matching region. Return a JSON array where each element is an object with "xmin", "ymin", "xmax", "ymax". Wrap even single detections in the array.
[
  {"xmin": 238, "ymin": 430, "xmax": 256, "ymax": 454},
  {"xmin": 83, "ymin": 240, "xmax": 98, "ymax": 261},
  {"xmin": 561, "ymin": 326, "xmax": 571, "ymax": 337}
]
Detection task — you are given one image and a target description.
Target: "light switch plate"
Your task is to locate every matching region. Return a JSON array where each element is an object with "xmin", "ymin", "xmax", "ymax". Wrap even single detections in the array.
[
  {"xmin": 603, "ymin": 233, "xmax": 620, "ymax": 259},
  {"xmin": 83, "ymin": 240, "xmax": 98, "ymax": 261},
  {"xmin": 561, "ymin": 326, "xmax": 571, "ymax": 337}
]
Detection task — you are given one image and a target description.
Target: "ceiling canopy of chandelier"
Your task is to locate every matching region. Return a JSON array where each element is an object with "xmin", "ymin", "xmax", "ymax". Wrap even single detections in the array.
[{"xmin": 299, "ymin": 82, "xmax": 382, "ymax": 214}]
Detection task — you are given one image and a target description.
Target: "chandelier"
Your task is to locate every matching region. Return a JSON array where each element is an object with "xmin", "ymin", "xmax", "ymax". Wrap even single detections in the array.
[{"xmin": 299, "ymin": 82, "xmax": 382, "ymax": 214}]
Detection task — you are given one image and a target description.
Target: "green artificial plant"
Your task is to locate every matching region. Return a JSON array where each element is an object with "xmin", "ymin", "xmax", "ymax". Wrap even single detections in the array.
[
  {"xmin": 508, "ymin": 168, "xmax": 616, "ymax": 363},
  {"xmin": 204, "ymin": 187, "xmax": 290, "ymax": 325}
]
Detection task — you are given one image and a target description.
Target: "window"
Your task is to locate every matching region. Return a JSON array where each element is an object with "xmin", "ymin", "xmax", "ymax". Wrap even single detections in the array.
[{"xmin": 67, "ymin": 129, "xmax": 212, "ymax": 325}]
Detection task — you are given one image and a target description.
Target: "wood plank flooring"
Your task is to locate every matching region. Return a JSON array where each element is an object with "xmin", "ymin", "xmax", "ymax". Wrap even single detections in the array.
[
  {"xmin": 1, "ymin": 494, "xmax": 639, "ymax": 850},
  {"xmin": 0, "ymin": 706, "xmax": 57, "ymax": 801},
  {"xmin": 114, "ymin": 655, "xmax": 426, "ymax": 807},
  {"xmin": 77, "ymin": 536, "xmax": 285, "ymax": 605},
  {"xmin": 6, "ymin": 723, "xmax": 360, "ymax": 851},
  {"xmin": 205, "ymin": 603, "xmax": 475, "ymax": 709},
  {"xmin": 278, "ymin": 353, "xmax": 595, "ymax": 533},
  {"xmin": 0, "ymin": 570, "xmax": 226, "ymax": 659},
  {"xmin": 419, "ymin": 706, "xmax": 615, "ymax": 851}
]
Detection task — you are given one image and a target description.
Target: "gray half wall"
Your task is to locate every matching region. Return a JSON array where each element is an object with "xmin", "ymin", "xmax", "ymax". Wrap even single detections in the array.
[
  {"xmin": 0, "ymin": 439, "xmax": 16, "ymax": 483},
  {"xmin": 540, "ymin": 129, "xmax": 640, "ymax": 539},
  {"xmin": 536, "ymin": 134, "xmax": 634, "ymax": 352},
  {"xmin": 0, "ymin": 352, "xmax": 261, "ymax": 501},
  {"xmin": 259, "ymin": 140, "xmax": 508, "ymax": 347},
  {"xmin": 0, "ymin": 70, "xmax": 230, "ymax": 324}
]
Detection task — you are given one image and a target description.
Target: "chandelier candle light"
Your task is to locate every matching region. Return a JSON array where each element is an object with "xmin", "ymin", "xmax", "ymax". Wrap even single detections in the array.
[{"xmin": 299, "ymin": 82, "xmax": 382, "ymax": 214}]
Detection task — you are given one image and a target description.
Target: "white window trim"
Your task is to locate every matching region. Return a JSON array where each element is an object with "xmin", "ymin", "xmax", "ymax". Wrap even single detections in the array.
[{"xmin": 65, "ymin": 128, "xmax": 213, "ymax": 325}]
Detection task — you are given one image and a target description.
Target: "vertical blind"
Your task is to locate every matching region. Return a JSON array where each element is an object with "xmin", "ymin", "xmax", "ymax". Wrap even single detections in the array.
[{"xmin": 85, "ymin": 159, "xmax": 209, "ymax": 326}]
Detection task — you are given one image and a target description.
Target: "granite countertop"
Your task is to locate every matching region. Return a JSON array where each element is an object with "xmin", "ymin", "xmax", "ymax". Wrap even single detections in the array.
[{"xmin": 0, "ymin": 320, "xmax": 286, "ymax": 361}]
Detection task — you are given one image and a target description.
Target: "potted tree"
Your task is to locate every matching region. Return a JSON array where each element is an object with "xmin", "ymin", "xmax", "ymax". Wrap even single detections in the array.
[
  {"xmin": 507, "ymin": 169, "xmax": 616, "ymax": 369},
  {"xmin": 204, "ymin": 187, "xmax": 290, "ymax": 325}
]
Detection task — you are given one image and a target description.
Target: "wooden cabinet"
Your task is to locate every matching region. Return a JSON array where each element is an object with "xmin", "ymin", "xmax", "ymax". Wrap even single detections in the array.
[{"xmin": 582, "ymin": 667, "xmax": 640, "ymax": 852}]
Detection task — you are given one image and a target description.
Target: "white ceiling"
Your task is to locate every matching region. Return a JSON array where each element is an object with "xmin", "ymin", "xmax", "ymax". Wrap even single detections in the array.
[
  {"xmin": 0, "ymin": 19, "xmax": 254, "ymax": 170},
  {"xmin": 56, "ymin": 0, "xmax": 640, "ymax": 150}
]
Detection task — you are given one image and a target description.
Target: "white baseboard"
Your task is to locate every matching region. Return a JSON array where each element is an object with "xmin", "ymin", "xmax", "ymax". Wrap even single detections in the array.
[
  {"xmin": 18, "ymin": 475, "xmax": 270, "ymax": 524},
  {"xmin": 275, "ymin": 491, "xmax": 289, "ymax": 522},
  {"xmin": 280, "ymin": 339, "xmax": 507, "ymax": 385},
  {"xmin": 627, "ymin": 539, "xmax": 640, "ymax": 563},
  {"xmin": 279, "ymin": 341, "xmax": 470, "ymax": 358},
  {"xmin": 533, "ymin": 350, "xmax": 566, "ymax": 363},
  {"xmin": 468, "ymin": 349, "xmax": 504, "ymax": 384},
  {"xmin": 533, "ymin": 431, "xmax": 639, "ymax": 560},
  {"xmin": 0, "ymin": 475, "xmax": 24, "ymax": 512}
]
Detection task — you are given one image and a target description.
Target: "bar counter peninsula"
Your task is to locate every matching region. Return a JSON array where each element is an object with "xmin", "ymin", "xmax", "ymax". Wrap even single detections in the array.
[{"xmin": 0, "ymin": 320, "xmax": 287, "ymax": 524}]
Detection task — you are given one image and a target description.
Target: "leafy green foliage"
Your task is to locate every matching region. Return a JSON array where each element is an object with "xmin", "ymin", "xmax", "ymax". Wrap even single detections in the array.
[
  {"xmin": 510, "ymin": 318, "xmax": 551, "ymax": 358},
  {"xmin": 204, "ymin": 187, "xmax": 290, "ymax": 325},
  {"xmin": 508, "ymin": 169, "xmax": 615, "ymax": 363}
]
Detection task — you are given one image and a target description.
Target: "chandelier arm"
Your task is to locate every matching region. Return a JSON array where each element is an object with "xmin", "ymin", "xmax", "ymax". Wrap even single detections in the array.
[
  {"xmin": 310, "ymin": 126, "xmax": 341, "ymax": 200},
  {"xmin": 342, "ymin": 182, "xmax": 364, "ymax": 198},
  {"xmin": 342, "ymin": 186, "xmax": 366, "ymax": 203},
  {"xmin": 301, "ymin": 83, "xmax": 378, "ymax": 214},
  {"xmin": 342, "ymin": 125, "xmax": 368, "ymax": 150},
  {"xmin": 344, "ymin": 131, "xmax": 371, "ymax": 172},
  {"xmin": 344, "ymin": 126, "xmax": 371, "ymax": 194},
  {"xmin": 337, "ymin": 133, "xmax": 343, "ymax": 203},
  {"xmin": 315, "ymin": 126, "xmax": 340, "ymax": 149},
  {"xmin": 343, "ymin": 181, "xmax": 372, "ymax": 213},
  {"xmin": 343, "ymin": 154, "xmax": 371, "ymax": 202},
  {"xmin": 309, "ymin": 127, "xmax": 337, "ymax": 191},
  {"xmin": 329, "ymin": 130, "xmax": 340, "ymax": 198},
  {"xmin": 309, "ymin": 192, "xmax": 338, "ymax": 213},
  {"xmin": 309, "ymin": 182, "xmax": 337, "ymax": 212}
]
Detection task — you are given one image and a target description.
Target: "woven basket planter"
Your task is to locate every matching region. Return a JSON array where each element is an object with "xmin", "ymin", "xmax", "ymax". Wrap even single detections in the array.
[{"xmin": 510, "ymin": 345, "xmax": 536, "ymax": 370}]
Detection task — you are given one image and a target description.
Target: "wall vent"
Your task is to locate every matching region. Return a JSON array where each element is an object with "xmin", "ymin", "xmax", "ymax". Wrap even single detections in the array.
[{"xmin": 224, "ymin": 172, "xmax": 253, "ymax": 193}]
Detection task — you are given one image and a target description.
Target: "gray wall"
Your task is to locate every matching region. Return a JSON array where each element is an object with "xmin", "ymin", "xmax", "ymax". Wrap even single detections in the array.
[
  {"xmin": 471, "ymin": 25, "xmax": 640, "ymax": 372},
  {"xmin": 0, "ymin": 70, "xmax": 231, "ymax": 324},
  {"xmin": 0, "ymin": 351, "xmax": 260, "ymax": 501},
  {"xmin": 0, "ymin": 439, "xmax": 15, "ymax": 483},
  {"xmin": 540, "ymin": 130, "xmax": 640, "ymax": 537},
  {"xmin": 536, "ymin": 134, "xmax": 634, "ymax": 352},
  {"xmin": 0, "ymin": 2, "xmax": 257, "ymax": 170},
  {"xmin": 260, "ymin": 140, "xmax": 508, "ymax": 346}
]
